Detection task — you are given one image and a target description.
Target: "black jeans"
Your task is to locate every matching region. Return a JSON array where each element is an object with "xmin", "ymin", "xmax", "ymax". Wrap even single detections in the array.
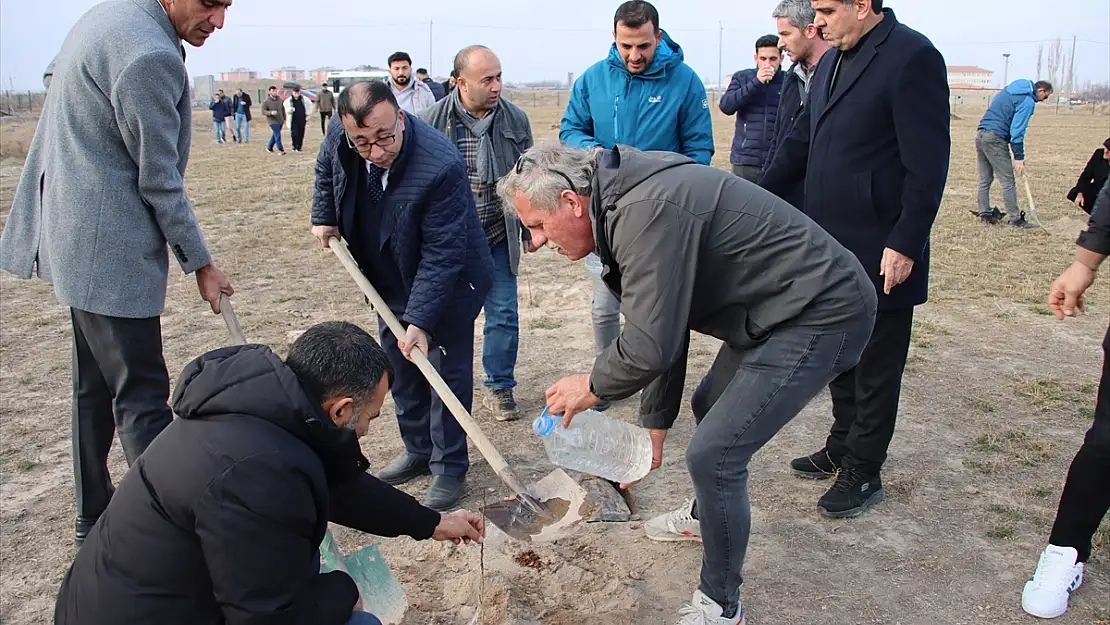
[
  {"xmin": 377, "ymin": 318, "xmax": 475, "ymax": 477},
  {"xmin": 70, "ymin": 309, "xmax": 173, "ymax": 519},
  {"xmin": 826, "ymin": 307, "xmax": 915, "ymax": 474},
  {"xmin": 291, "ymin": 116, "xmax": 306, "ymax": 150},
  {"xmin": 731, "ymin": 164, "xmax": 762, "ymax": 183},
  {"xmin": 1048, "ymin": 322, "xmax": 1110, "ymax": 562},
  {"xmin": 320, "ymin": 111, "xmax": 332, "ymax": 135}
]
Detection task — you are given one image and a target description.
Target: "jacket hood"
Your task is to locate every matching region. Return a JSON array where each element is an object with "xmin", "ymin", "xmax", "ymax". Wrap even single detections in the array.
[
  {"xmin": 594, "ymin": 145, "xmax": 693, "ymax": 209},
  {"xmin": 607, "ymin": 30, "xmax": 684, "ymax": 78},
  {"xmin": 1005, "ymin": 79, "xmax": 1035, "ymax": 97},
  {"xmin": 171, "ymin": 344, "xmax": 370, "ymax": 483}
]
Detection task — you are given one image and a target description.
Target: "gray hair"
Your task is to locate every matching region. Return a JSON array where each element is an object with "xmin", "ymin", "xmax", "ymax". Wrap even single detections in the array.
[
  {"xmin": 771, "ymin": 0, "xmax": 816, "ymax": 31},
  {"xmin": 496, "ymin": 142, "xmax": 597, "ymax": 214}
]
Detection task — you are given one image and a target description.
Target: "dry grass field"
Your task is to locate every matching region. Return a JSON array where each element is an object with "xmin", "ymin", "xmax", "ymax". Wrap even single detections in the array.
[{"xmin": 2, "ymin": 97, "xmax": 1110, "ymax": 624}]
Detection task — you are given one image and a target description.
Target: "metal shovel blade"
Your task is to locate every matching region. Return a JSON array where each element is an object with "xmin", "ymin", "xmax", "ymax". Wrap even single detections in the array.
[
  {"xmin": 480, "ymin": 468, "xmax": 592, "ymax": 542},
  {"xmin": 319, "ymin": 529, "xmax": 406, "ymax": 624}
]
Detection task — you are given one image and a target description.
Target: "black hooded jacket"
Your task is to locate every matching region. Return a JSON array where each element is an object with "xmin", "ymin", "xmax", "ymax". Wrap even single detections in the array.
[{"xmin": 54, "ymin": 345, "xmax": 441, "ymax": 625}]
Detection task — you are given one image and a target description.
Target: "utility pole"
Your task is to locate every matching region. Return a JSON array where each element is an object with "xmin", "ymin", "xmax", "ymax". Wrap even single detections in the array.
[
  {"xmin": 429, "ymin": 20, "xmax": 434, "ymax": 76},
  {"xmin": 718, "ymin": 22, "xmax": 724, "ymax": 88},
  {"xmin": 1002, "ymin": 53, "xmax": 1010, "ymax": 87}
]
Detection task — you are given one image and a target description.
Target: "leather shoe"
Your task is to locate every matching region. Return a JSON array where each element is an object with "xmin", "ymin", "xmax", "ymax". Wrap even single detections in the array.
[
  {"xmin": 75, "ymin": 515, "xmax": 99, "ymax": 547},
  {"xmin": 422, "ymin": 475, "xmax": 465, "ymax": 512},
  {"xmin": 375, "ymin": 453, "xmax": 431, "ymax": 486}
]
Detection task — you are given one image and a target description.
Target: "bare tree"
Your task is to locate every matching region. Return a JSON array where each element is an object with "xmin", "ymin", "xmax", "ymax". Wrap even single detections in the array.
[
  {"xmin": 1036, "ymin": 43, "xmax": 1044, "ymax": 80},
  {"xmin": 1046, "ymin": 37, "xmax": 1063, "ymax": 88}
]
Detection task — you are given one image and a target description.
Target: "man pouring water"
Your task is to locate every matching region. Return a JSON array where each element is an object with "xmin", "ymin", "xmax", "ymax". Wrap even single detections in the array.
[{"xmin": 496, "ymin": 142, "xmax": 876, "ymax": 625}]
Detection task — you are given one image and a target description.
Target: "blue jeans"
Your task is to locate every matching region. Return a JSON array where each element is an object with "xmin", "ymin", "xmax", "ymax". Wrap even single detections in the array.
[
  {"xmin": 482, "ymin": 239, "xmax": 518, "ymax": 390},
  {"xmin": 235, "ymin": 113, "xmax": 249, "ymax": 142},
  {"xmin": 585, "ymin": 254, "xmax": 621, "ymax": 357},
  {"xmin": 268, "ymin": 124, "xmax": 284, "ymax": 153},
  {"xmin": 213, "ymin": 120, "xmax": 226, "ymax": 142},
  {"xmin": 685, "ymin": 319, "xmax": 873, "ymax": 615}
]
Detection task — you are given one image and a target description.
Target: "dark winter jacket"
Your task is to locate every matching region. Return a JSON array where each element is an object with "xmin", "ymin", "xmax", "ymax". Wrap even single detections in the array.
[
  {"xmin": 209, "ymin": 97, "xmax": 231, "ymax": 121},
  {"xmin": 312, "ymin": 114, "xmax": 493, "ymax": 334},
  {"xmin": 719, "ymin": 68, "xmax": 783, "ymax": 167},
  {"xmin": 232, "ymin": 92, "xmax": 253, "ymax": 121},
  {"xmin": 53, "ymin": 344, "xmax": 442, "ymax": 625},
  {"xmin": 763, "ymin": 63, "xmax": 811, "ymax": 208},
  {"xmin": 761, "ymin": 9, "xmax": 951, "ymax": 311},
  {"xmin": 1068, "ymin": 147, "xmax": 1110, "ymax": 215},
  {"xmin": 1078, "ymin": 178, "xmax": 1110, "ymax": 252},
  {"xmin": 423, "ymin": 77, "xmax": 446, "ymax": 101},
  {"xmin": 587, "ymin": 146, "xmax": 875, "ymax": 411}
]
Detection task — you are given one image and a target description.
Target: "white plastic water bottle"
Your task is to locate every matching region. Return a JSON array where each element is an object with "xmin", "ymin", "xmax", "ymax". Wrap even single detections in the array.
[{"xmin": 533, "ymin": 408, "xmax": 653, "ymax": 484}]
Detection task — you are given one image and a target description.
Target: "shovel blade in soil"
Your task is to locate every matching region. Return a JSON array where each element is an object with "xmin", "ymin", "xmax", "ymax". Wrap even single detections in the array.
[
  {"xmin": 319, "ymin": 529, "xmax": 407, "ymax": 624},
  {"xmin": 480, "ymin": 469, "xmax": 590, "ymax": 542}
]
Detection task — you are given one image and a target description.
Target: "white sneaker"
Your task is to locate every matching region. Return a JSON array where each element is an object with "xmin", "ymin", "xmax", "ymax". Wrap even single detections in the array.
[
  {"xmin": 646, "ymin": 498, "xmax": 702, "ymax": 543},
  {"xmin": 1022, "ymin": 545, "xmax": 1084, "ymax": 619},
  {"xmin": 675, "ymin": 590, "xmax": 744, "ymax": 625}
]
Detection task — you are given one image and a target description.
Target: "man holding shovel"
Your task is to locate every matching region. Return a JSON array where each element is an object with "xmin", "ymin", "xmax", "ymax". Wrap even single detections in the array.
[
  {"xmin": 976, "ymin": 78, "xmax": 1053, "ymax": 228},
  {"xmin": 0, "ymin": 0, "xmax": 235, "ymax": 546},
  {"xmin": 54, "ymin": 321, "xmax": 485, "ymax": 625},
  {"xmin": 311, "ymin": 80, "xmax": 494, "ymax": 511},
  {"xmin": 497, "ymin": 142, "xmax": 876, "ymax": 625}
]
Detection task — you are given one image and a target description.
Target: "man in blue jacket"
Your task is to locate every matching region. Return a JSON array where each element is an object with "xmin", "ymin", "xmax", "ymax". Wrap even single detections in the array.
[
  {"xmin": 976, "ymin": 79, "xmax": 1054, "ymax": 227},
  {"xmin": 560, "ymin": 0, "xmax": 712, "ymax": 416},
  {"xmin": 720, "ymin": 34, "xmax": 783, "ymax": 182},
  {"xmin": 310, "ymin": 81, "xmax": 494, "ymax": 511}
]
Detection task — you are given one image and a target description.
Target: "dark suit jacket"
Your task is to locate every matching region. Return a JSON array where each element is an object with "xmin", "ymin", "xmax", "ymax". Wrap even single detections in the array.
[
  {"xmin": 311, "ymin": 115, "xmax": 493, "ymax": 334},
  {"xmin": 760, "ymin": 9, "xmax": 950, "ymax": 310},
  {"xmin": 1067, "ymin": 148, "xmax": 1110, "ymax": 215}
]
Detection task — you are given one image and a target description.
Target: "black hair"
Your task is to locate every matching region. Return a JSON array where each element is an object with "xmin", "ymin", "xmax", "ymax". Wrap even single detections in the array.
[
  {"xmin": 268, "ymin": 85, "xmax": 277, "ymax": 91},
  {"xmin": 388, "ymin": 51, "xmax": 412, "ymax": 66},
  {"xmin": 1103, "ymin": 137, "xmax": 1110, "ymax": 151},
  {"xmin": 336, "ymin": 81, "xmax": 399, "ymax": 127},
  {"xmin": 415, "ymin": 67, "xmax": 428, "ymax": 74},
  {"xmin": 1035, "ymin": 80, "xmax": 1054, "ymax": 93},
  {"xmin": 755, "ymin": 34, "xmax": 780, "ymax": 51},
  {"xmin": 285, "ymin": 321, "xmax": 393, "ymax": 403},
  {"xmin": 614, "ymin": 1, "xmax": 659, "ymax": 32},
  {"xmin": 450, "ymin": 68, "xmax": 459, "ymax": 79}
]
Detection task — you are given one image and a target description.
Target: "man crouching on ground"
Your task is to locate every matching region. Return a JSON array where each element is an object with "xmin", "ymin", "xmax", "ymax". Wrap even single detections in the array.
[
  {"xmin": 497, "ymin": 142, "xmax": 876, "ymax": 625},
  {"xmin": 53, "ymin": 321, "xmax": 484, "ymax": 625}
]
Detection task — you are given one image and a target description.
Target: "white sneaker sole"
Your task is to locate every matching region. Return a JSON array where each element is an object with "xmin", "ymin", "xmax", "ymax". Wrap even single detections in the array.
[
  {"xmin": 645, "ymin": 527, "xmax": 702, "ymax": 543},
  {"xmin": 1021, "ymin": 598, "xmax": 1067, "ymax": 620}
]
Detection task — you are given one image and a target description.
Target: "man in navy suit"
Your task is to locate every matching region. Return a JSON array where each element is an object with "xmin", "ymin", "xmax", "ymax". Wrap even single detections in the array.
[
  {"xmin": 310, "ymin": 81, "xmax": 494, "ymax": 511},
  {"xmin": 760, "ymin": 0, "xmax": 950, "ymax": 518}
]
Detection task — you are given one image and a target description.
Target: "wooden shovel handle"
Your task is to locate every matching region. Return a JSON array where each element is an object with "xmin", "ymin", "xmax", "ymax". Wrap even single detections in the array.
[
  {"xmin": 327, "ymin": 237, "xmax": 532, "ymax": 499},
  {"xmin": 220, "ymin": 294, "xmax": 248, "ymax": 345}
]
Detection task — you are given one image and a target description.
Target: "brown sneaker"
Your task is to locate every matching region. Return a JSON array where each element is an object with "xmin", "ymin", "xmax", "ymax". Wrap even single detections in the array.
[{"xmin": 485, "ymin": 388, "xmax": 519, "ymax": 422}]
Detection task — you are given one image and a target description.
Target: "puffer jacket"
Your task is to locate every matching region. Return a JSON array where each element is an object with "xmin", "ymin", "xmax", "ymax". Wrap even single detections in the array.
[{"xmin": 719, "ymin": 68, "xmax": 784, "ymax": 167}]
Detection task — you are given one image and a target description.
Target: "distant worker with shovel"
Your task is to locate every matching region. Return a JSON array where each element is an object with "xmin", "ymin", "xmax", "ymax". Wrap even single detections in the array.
[
  {"xmin": 53, "ymin": 321, "xmax": 485, "ymax": 625},
  {"xmin": 311, "ymin": 80, "xmax": 494, "ymax": 511},
  {"xmin": 975, "ymin": 78, "xmax": 1054, "ymax": 228},
  {"xmin": 498, "ymin": 142, "xmax": 876, "ymax": 625}
]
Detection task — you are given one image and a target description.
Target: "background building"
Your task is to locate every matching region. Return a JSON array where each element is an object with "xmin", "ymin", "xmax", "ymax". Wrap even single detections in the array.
[
  {"xmin": 308, "ymin": 67, "xmax": 339, "ymax": 85},
  {"xmin": 219, "ymin": 68, "xmax": 258, "ymax": 82},
  {"xmin": 270, "ymin": 66, "xmax": 305, "ymax": 82},
  {"xmin": 947, "ymin": 65, "xmax": 995, "ymax": 89}
]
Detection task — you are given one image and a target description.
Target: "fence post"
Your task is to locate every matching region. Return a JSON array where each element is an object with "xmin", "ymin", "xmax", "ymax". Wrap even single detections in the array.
[{"xmin": 557, "ymin": 92, "xmax": 562, "ymax": 108}]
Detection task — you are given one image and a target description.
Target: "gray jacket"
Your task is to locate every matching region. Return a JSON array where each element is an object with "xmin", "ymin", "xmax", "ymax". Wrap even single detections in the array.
[
  {"xmin": 420, "ymin": 97, "xmax": 534, "ymax": 274},
  {"xmin": 588, "ymin": 146, "xmax": 877, "ymax": 412},
  {"xmin": 0, "ymin": 0, "xmax": 210, "ymax": 318}
]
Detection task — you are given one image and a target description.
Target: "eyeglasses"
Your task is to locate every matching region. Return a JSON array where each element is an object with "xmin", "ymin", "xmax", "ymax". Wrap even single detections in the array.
[
  {"xmin": 345, "ymin": 116, "xmax": 401, "ymax": 154},
  {"xmin": 514, "ymin": 155, "xmax": 579, "ymax": 195}
]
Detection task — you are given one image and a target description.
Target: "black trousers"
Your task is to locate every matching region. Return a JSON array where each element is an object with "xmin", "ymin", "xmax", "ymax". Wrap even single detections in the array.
[
  {"xmin": 70, "ymin": 309, "xmax": 173, "ymax": 519},
  {"xmin": 377, "ymin": 317, "xmax": 475, "ymax": 478},
  {"xmin": 291, "ymin": 116, "xmax": 306, "ymax": 150},
  {"xmin": 320, "ymin": 111, "xmax": 332, "ymax": 135},
  {"xmin": 1048, "ymin": 322, "xmax": 1110, "ymax": 562},
  {"xmin": 825, "ymin": 307, "xmax": 915, "ymax": 474}
]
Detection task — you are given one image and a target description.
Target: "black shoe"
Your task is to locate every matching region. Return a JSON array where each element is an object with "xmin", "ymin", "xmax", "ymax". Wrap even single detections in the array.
[
  {"xmin": 486, "ymin": 389, "xmax": 519, "ymax": 422},
  {"xmin": 790, "ymin": 448, "xmax": 841, "ymax": 479},
  {"xmin": 818, "ymin": 468, "xmax": 885, "ymax": 518},
  {"xmin": 422, "ymin": 475, "xmax": 465, "ymax": 511},
  {"xmin": 1009, "ymin": 212, "xmax": 1039, "ymax": 229},
  {"xmin": 75, "ymin": 515, "xmax": 99, "ymax": 547},
  {"xmin": 375, "ymin": 453, "xmax": 431, "ymax": 486}
]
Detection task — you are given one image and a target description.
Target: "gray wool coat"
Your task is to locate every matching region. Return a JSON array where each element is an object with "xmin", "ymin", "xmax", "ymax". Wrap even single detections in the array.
[{"xmin": 0, "ymin": 0, "xmax": 212, "ymax": 319}]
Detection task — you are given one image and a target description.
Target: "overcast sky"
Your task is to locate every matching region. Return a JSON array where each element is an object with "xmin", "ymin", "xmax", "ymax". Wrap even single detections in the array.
[{"xmin": 1, "ymin": 0, "xmax": 1108, "ymax": 90}]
